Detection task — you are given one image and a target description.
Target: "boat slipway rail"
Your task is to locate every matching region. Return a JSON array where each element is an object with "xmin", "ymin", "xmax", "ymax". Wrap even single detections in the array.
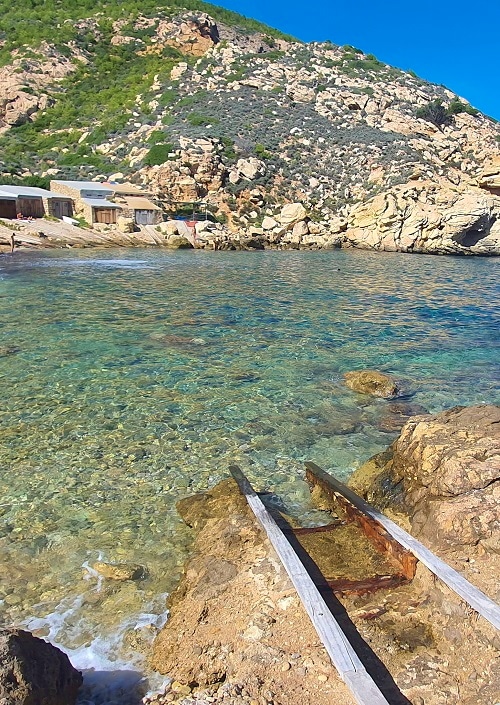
[
  {"xmin": 304, "ymin": 461, "xmax": 500, "ymax": 631},
  {"xmin": 229, "ymin": 463, "xmax": 500, "ymax": 705}
]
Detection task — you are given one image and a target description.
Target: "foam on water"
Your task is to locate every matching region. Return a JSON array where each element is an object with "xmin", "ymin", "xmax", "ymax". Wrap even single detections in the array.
[{"xmin": 23, "ymin": 588, "xmax": 170, "ymax": 705}]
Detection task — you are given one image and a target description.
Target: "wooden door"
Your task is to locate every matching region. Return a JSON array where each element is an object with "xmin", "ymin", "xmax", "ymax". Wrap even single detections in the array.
[
  {"xmin": 18, "ymin": 198, "xmax": 44, "ymax": 218},
  {"xmin": 52, "ymin": 200, "xmax": 73, "ymax": 219},
  {"xmin": 135, "ymin": 209, "xmax": 155, "ymax": 225},
  {"xmin": 95, "ymin": 208, "xmax": 117, "ymax": 224},
  {"xmin": 0, "ymin": 199, "xmax": 16, "ymax": 219}
]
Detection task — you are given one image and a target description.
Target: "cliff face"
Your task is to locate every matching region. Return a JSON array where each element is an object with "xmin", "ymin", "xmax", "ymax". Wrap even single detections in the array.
[{"xmin": 1, "ymin": 2, "xmax": 500, "ymax": 253}]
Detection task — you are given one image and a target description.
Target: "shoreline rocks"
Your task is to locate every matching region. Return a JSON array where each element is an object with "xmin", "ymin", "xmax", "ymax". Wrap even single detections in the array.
[
  {"xmin": 149, "ymin": 404, "xmax": 499, "ymax": 705},
  {"xmin": 0, "ymin": 628, "xmax": 82, "ymax": 705},
  {"xmin": 351, "ymin": 404, "xmax": 500, "ymax": 555}
]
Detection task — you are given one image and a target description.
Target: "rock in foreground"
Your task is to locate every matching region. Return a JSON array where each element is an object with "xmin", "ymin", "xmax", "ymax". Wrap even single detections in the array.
[
  {"xmin": 352, "ymin": 404, "xmax": 500, "ymax": 552},
  {"xmin": 150, "ymin": 479, "xmax": 356, "ymax": 705},
  {"xmin": 0, "ymin": 628, "xmax": 82, "ymax": 705}
]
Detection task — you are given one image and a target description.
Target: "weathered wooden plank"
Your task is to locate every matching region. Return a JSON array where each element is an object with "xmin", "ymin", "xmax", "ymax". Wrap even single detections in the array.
[
  {"xmin": 305, "ymin": 462, "xmax": 500, "ymax": 632},
  {"xmin": 229, "ymin": 465, "xmax": 392, "ymax": 705}
]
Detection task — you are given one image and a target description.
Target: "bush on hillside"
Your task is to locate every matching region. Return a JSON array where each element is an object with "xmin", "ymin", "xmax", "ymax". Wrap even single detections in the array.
[
  {"xmin": 447, "ymin": 99, "xmax": 479, "ymax": 117},
  {"xmin": 416, "ymin": 100, "xmax": 453, "ymax": 127},
  {"xmin": 144, "ymin": 143, "xmax": 174, "ymax": 166}
]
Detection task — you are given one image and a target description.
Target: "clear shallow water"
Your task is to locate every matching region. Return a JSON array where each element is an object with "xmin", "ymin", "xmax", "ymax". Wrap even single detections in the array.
[{"xmin": 0, "ymin": 248, "xmax": 498, "ymax": 702}]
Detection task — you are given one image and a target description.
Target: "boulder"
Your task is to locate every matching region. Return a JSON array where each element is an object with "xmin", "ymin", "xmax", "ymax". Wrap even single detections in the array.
[
  {"xmin": 92, "ymin": 561, "xmax": 147, "ymax": 581},
  {"xmin": 292, "ymin": 220, "xmax": 309, "ymax": 238},
  {"xmin": 344, "ymin": 370, "xmax": 400, "ymax": 398},
  {"xmin": 170, "ymin": 62, "xmax": 188, "ymax": 80},
  {"xmin": 389, "ymin": 405, "xmax": 500, "ymax": 548},
  {"xmin": 278, "ymin": 202, "xmax": 307, "ymax": 226},
  {"xmin": 159, "ymin": 220, "xmax": 179, "ymax": 236},
  {"xmin": 165, "ymin": 235, "xmax": 193, "ymax": 249},
  {"xmin": 116, "ymin": 216, "xmax": 135, "ymax": 233},
  {"xmin": 0, "ymin": 628, "xmax": 82, "ymax": 705},
  {"xmin": 350, "ymin": 404, "xmax": 500, "ymax": 552},
  {"xmin": 235, "ymin": 157, "xmax": 266, "ymax": 181},
  {"xmin": 261, "ymin": 215, "xmax": 278, "ymax": 230}
]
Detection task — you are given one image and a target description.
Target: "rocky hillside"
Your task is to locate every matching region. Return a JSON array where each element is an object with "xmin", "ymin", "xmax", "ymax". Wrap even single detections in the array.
[{"xmin": 1, "ymin": 0, "xmax": 500, "ymax": 254}]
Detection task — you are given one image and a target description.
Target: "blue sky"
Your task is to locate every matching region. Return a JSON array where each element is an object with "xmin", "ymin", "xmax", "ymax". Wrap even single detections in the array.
[{"xmin": 217, "ymin": 0, "xmax": 500, "ymax": 121}]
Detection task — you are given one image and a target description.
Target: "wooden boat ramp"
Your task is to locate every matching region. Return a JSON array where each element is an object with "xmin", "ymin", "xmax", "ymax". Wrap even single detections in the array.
[{"xmin": 229, "ymin": 463, "xmax": 500, "ymax": 705}]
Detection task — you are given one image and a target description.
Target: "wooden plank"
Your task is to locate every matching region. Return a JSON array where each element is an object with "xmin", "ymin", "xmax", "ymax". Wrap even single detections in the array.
[
  {"xmin": 229, "ymin": 465, "xmax": 392, "ymax": 705},
  {"xmin": 305, "ymin": 462, "xmax": 500, "ymax": 632}
]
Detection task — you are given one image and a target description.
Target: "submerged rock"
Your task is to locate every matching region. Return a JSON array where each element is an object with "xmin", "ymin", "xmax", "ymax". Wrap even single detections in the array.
[
  {"xmin": 0, "ymin": 628, "xmax": 82, "ymax": 705},
  {"xmin": 344, "ymin": 369, "xmax": 400, "ymax": 398},
  {"xmin": 92, "ymin": 561, "xmax": 147, "ymax": 581}
]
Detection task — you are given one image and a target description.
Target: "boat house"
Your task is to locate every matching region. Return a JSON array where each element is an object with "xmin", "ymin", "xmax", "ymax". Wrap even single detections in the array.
[
  {"xmin": 50, "ymin": 180, "xmax": 122, "ymax": 225},
  {"xmin": 101, "ymin": 182, "xmax": 162, "ymax": 225},
  {"xmin": 0, "ymin": 185, "xmax": 73, "ymax": 220}
]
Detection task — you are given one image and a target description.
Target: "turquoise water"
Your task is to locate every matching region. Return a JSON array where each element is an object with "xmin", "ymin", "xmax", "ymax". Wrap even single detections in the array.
[{"xmin": 0, "ymin": 248, "xmax": 498, "ymax": 701}]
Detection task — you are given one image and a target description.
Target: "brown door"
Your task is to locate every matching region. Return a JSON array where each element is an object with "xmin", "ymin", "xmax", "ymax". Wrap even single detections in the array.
[
  {"xmin": 94, "ymin": 208, "xmax": 117, "ymax": 224},
  {"xmin": 18, "ymin": 198, "xmax": 44, "ymax": 218},
  {"xmin": 0, "ymin": 199, "xmax": 16, "ymax": 219}
]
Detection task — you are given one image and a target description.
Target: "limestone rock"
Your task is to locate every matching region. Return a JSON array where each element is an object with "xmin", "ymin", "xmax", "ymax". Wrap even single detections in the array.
[
  {"xmin": 344, "ymin": 370, "xmax": 400, "ymax": 398},
  {"xmin": 292, "ymin": 220, "xmax": 309, "ymax": 238},
  {"xmin": 0, "ymin": 628, "xmax": 82, "ymax": 705},
  {"xmin": 0, "ymin": 90, "xmax": 42, "ymax": 127},
  {"xmin": 234, "ymin": 157, "xmax": 266, "ymax": 181},
  {"xmin": 478, "ymin": 155, "xmax": 500, "ymax": 195},
  {"xmin": 347, "ymin": 182, "xmax": 500, "ymax": 255},
  {"xmin": 159, "ymin": 220, "xmax": 179, "ymax": 236},
  {"xmin": 0, "ymin": 43, "xmax": 79, "ymax": 130},
  {"xmin": 164, "ymin": 235, "xmax": 194, "ymax": 249},
  {"xmin": 354, "ymin": 405, "xmax": 500, "ymax": 552},
  {"xmin": 170, "ymin": 62, "xmax": 188, "ymax": 80},
  {"xmin": 92, "ymin": 561, "xmax": 147, "ymax": 581},
  {"xmin": 390, "ymin": 405, "xmax": 500, "ymax": 545},
  {"xmin": 156, "ymin": 13, "xmax": 219, "ymax": 57},
  {"xmin": 116, "ymin": 217, "xmax": 135, "ymax": 233},
  {"xmin": 278, "ymin": 202, "xmax": 307, "ymax": 226},
  {"xmin": 261, "ymin": 215, "xmax": 278, "ymax": 230}
]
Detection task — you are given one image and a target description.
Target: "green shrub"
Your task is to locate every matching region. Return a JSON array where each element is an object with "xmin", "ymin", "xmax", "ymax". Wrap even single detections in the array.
[
  {"xmin": 255, "ymin": 143, "xmax": 271, "ymax": 159},
  {"xmin": 187, "ymin": 113, "xmax": 219, "ymax": 126},
  {"xmin": 415, "ymin": 100, "xmax": 453, "ymax": 127},
  {"xmin": 447, "ymin": 99, "xmax": 479, "ymax": 116},
  {"xmin": 144, "ymin": 143, "xmax": 173, "ymax": 166}
]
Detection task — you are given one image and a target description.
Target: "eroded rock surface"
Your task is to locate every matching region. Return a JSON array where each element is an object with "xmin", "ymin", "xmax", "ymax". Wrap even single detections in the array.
[
  {"xmin": 151, "ymin": 479, "xmax": 356, "ymax": 705},
  {"xmin": 0, "ymin": 628, "xmax": 82, "ymax": 705}
]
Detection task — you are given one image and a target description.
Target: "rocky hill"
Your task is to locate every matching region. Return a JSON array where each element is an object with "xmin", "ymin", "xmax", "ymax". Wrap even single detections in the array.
[{"xmin": 1, "ymin": 0, "xmax": 500, "ymax": 254}]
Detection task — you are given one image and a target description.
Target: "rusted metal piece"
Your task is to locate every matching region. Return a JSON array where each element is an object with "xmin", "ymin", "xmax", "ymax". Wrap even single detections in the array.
[
  {"xmin": 305, "ymin": 463, "xmax": 417, "ymax": 582},
  {"xmin": 325, "ymin": 573, "xmax": 410, "ymax": 597},
  {"xmin": 292, "ymin": 521, "xmax": 344, "ymax": 535}
]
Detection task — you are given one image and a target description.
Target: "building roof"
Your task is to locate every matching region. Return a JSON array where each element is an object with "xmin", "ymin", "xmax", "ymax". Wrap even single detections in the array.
[
  {"xmin": 102, "ymin": 181, "xmax": 150, "ymax": 196},
  {"xmin": 0, "ymin": 185, "xmax": 70, "ymax": 199},
  {"xmin": 124, "ymin": 197, "xmax": 161, "ymax": 211},
  {"xmin": 0, "ymin": 189, "xmax": 16, "ymax": 200},
  {"xmin": 82, "ymin": 198, "xmax": 122, "ymax": 209},
  {"xmin": 52, "ymin": 180, "xmax": 113, "ymax": 194}
]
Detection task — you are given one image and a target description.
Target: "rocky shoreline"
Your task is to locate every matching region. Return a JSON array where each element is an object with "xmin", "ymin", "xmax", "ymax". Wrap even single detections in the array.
[
  {"xmin": 145, "ymin": 403, "xmax": 499, "ymax": 705},
  {"xmin": 2, "ymin": 187, "xmax": 500, "ymax": 255},
  {"xmin": 0, "ymin": 391, "xmax": 498, "ymax": 704}
]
